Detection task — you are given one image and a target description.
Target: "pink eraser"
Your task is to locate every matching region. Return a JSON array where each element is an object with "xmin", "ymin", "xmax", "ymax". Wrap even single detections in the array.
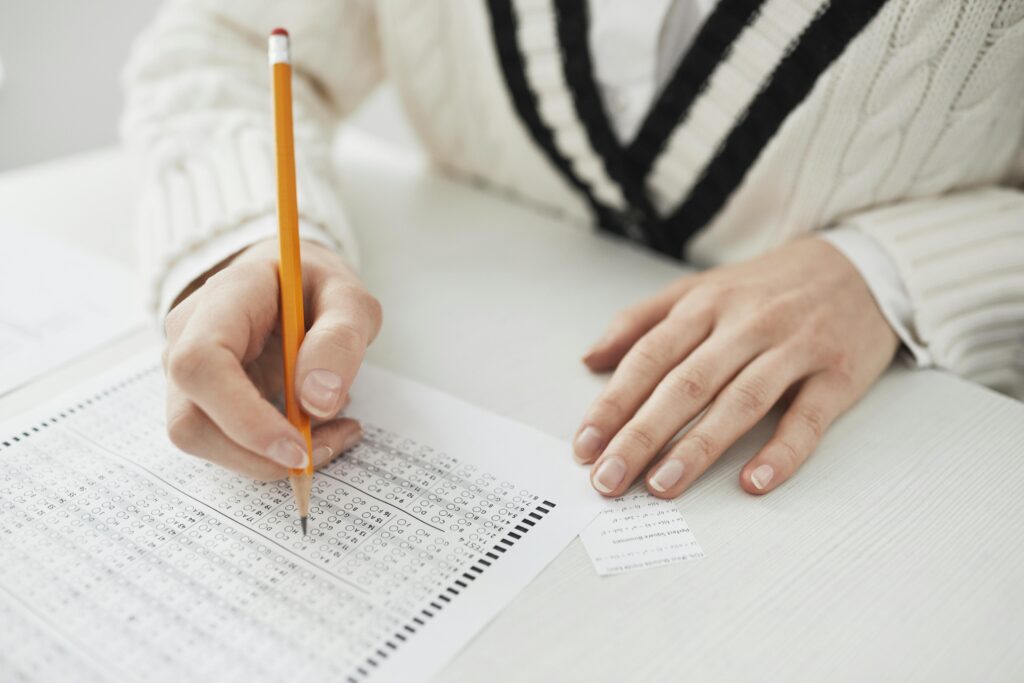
[{"xmin": 270, "ymin": 27, "xmax": 288, "ymax": 37}]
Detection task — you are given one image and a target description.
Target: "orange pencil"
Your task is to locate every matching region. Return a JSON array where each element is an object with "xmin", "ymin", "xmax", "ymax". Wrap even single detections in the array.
[{"xmin": 269, "ymin": 27, "xmax": 313, "ymax": 535}]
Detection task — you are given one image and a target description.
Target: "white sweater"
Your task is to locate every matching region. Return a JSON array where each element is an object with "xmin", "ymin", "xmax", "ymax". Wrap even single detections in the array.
[{"xmin": 122, "ymin": 0, "xmax": 1024, "ymax": 397}]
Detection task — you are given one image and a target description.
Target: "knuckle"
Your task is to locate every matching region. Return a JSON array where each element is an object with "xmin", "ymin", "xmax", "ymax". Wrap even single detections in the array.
[
  {"xmin": 804, "ymin": 309, "xmax": 832, "ymax": 337},
  {"xmin": 311, "ymin": 321, "xmax": 366, "ymax": 357},
  {"xmin": 355, "ymin": 286, "xmax": 381, "ymax": 316},
  {"xmin": 684, "ymin": 429, "xmax": 717, "ymax": 463},
  {"xmin": 669, "ymin": 364, "xmax": 711, "ymax": 402},
  {"xmin": 203, "ymin": 264, "xmax": 242, "ymax": 291},
  {"xmin": 166, "ymin": 404, "xmax": 203, "ymax": 452},
  {"xmin": 772, "ymin": 439, "xmax": 803, "ymax": 471},
  {"xmin": 590, "ymin": 394, "xmax": 626, "ymax": 422},
  {"xmin": 828, "ymin": 368, "xmax": 854, "ymax": 392},
  {"xmin": 618, "ymin": 425, "xmax": 659, "ymax": 454},
  {"xmin": 164, "ymin": 305, "xmax": 188, "ymax": 338},
  {"xmin": 753, "ymin": 297, "xmax": 797, "ymax": 333},
  {"xmin": 627, "ymin": 337, "xmax": 672, "ymax": 369},
  {"xmin": 802, "ymin": 315, "xmax": 843, "ymax": 357},
  {"xmin": 815, "ymin": 336, "xmax": 846, "ymax": 368},
  {"xmin": 671, "ymin": 292, "xmax": 713, "ymax": 322},
  {"xmin": 362, "ymin": 292, "xmax": 384, "ymax": 332},
  {"xmin": 731, "ymin": 375, "xmax": 772, "ymax": 415},
  {"xmin": 324, "ymin": 283, "xmax": 383, "ymax": 332},
  {"xmin": 691, "ymin": 282, "xmax": 728, "ymax": 309},
  {"xmin": 741, "ymin": 310, "xmax": 775, "ymax": 338},
  {"xmin": 167, "ymin": 342, "xmax": 210, "ymax": 388},
  {"xmin": 795, "ymin": 403, "xmax": 827, "ymax": 439}
]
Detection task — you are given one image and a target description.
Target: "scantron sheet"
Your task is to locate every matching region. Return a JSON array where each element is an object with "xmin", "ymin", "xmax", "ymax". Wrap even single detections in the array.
[{"xmin": 0, "ymin": 354, "xmax": 605, "ymax": 682}]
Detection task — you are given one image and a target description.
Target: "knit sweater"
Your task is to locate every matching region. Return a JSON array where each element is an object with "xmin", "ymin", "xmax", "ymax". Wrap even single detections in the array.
[{"xmin": 122, "ymin": 0, "xmax": 1024, "ymax": 397}]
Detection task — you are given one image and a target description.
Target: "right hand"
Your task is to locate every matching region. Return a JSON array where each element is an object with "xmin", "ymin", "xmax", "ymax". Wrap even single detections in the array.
[{"xmin": 162, "ymin": 238, "xmax": 382, "ymax": 481}]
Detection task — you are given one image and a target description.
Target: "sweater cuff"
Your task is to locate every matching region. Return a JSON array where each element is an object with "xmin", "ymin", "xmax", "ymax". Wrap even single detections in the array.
[
  {"xmin": 820, "ymin": 227, "xmax": 931, "ymax": 367},
  {"xmin": 157, "ymin": 214, "xmax": 343, "ymax": 322},
  {"xmin": 135, "ymin": 120, "xmax": 360, "ymax": 319},
  {"xmin": 834, "ymin": 188, "xmax": 1024, "ymax": 394}
]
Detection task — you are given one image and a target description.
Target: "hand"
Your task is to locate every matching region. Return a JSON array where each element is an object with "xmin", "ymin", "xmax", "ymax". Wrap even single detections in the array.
[
  {"xmin": 574, "ymin": 237, "xmax": 899, "ymax": 498},
  {"xmin": 162, "ymin": 238, "xmax": 382, "ymax": 480}
]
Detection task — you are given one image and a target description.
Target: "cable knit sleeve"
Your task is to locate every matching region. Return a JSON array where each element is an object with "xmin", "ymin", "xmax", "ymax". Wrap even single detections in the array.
[
  {"xmin": 835, "ymin": 187, "xmax": 1024, "ymax": 397},
  {"xmin": 121, "ymin": 0, "xmax": 383, "ymax": 317}
]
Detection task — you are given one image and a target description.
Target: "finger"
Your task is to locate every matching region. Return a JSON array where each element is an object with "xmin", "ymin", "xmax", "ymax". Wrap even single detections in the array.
[
  {"xmin": 164, "ymin": 289, "xmax": 201, "ymax": 342},
  {"xmin": 740, "ymin": 370, "xmax": 849, "ymax": 495},
  {"xmin": 167, "ymin": 267, "xmax": 309, "ymax": 468},
  {"xmin": 588, "ymin": 330, "xmax": 764, "ymax": 497},
  {"xmin": 583, "ymin": 277, "xmax": 695, "ymax": 371},
  {"xmin": 644, "ymin": 347, "xmax": 809, "ymax": 498},
  {"xmin": 295, "ymin": 277, "xmax": 382, "ymax": 419},
  {"xmin": 310, "ymin": 418, "xmax": 363, "ymax": 467},
  {"xmin": 311, "ymin": 393, "xmax": 351, "ymax": 428},
  {"xmin": 162, "ymin": 295, "xmax": 204, "ymax": 374},
  {"xmin": 574, "ymin": 299, "xmax": 713, "ymax": 462},
  {"xmin": 167, "ymin": 386, "xmax": 362, "ymax": 480},
  {"xmin": 166, "ymin": 390, "xmax": 289, "ymax": 482},
  {"xmin": 244, "ymin": 336, "xmax": 284, "ymax": 402}
]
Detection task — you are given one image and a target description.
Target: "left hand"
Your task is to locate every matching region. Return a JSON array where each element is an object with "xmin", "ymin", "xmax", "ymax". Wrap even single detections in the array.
[{"xmin": 574, "ymin": 237, "xmax": 899, "ymax": 498}]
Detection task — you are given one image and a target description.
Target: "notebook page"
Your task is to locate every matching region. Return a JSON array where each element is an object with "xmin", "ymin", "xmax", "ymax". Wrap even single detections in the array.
[{"xmin": 0, "ymin": 353, "xmax": 605, "ymax": 682}]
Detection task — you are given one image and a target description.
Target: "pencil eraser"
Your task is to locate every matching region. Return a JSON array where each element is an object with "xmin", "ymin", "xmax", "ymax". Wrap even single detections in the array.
[{"xmin": 271, "ymin": 27, "xmax": 288, "ymax": 37}]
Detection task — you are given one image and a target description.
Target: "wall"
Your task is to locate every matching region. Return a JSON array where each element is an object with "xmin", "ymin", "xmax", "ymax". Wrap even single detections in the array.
[{"xmin": 0, "ymin": 1, "xmax": 415, "ymax": 171}]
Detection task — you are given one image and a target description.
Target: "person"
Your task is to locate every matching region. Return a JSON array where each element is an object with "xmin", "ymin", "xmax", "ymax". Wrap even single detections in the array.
[{"xmin": 122, "ymin": 0, "xmax": 1024, "ymax": 500}]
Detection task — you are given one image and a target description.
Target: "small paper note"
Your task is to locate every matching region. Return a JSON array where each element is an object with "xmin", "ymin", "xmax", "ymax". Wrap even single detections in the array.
[{"xmin": 580, "ymin": 487, "xmax": 704, "ymax": 575}]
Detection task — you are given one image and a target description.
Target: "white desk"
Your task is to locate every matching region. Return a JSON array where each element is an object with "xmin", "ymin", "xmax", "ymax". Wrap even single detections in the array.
[{"xmin": 2, "ymin": 132, "xmax": 1023, "ymax": 682}]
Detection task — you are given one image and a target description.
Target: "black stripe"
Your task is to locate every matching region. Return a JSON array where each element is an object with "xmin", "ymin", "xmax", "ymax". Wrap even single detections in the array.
[
  {"xmin": 487, "ymin": 0, "xmax": 886, "ymax": 258},
  {"xmin": 663, "ymin": 1, "xmax": 887, "ymax": 255},
  {"xmin": 627, "ymin": 0, "xmax": 766, "ymax": 170},
  {"xmin": 486, "ymin": 0, "xmax": 627, "ymax": 239},
  {"xmin": 553, "ymin": 0, "xmax": 664, "ymax": 249}
]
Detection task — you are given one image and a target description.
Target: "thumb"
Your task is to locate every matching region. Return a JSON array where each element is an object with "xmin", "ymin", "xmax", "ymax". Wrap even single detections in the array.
[{"xmin": 296, "ymin": 279, "xmax": 382, "ymax": 419}]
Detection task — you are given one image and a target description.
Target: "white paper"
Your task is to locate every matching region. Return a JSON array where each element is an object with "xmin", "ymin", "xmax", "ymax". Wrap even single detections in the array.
[
  {"xmin": 580, "ymin": 486, "xmax": 704, "ymax": 575},
  {"xmin": 0, "ymin": 229, "xmax": 145, "ymax": 395},
  {"xmin": 0, "ymin": 353, "xmax": 605, "ymax": 682}
]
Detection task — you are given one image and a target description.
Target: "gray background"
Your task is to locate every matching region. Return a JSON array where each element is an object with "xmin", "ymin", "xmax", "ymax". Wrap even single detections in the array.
[{"xmin": 0, "ymin": 0, "xmax": 415, "ymax": 171}]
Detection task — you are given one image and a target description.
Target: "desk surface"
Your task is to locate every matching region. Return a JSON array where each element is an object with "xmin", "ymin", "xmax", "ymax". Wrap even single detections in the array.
[{"xmin": 1, "ymin": 132, "xmax": 1023, "ymax": 682}]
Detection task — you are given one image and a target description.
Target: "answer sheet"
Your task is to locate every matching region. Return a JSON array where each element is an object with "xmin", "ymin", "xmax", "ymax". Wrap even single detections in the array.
[
  {"xmin": 0, "ymin": 355, "xmax": 605, "ymax": 682},
  {"xmin": 0, "ymin": 229, "xmax": 144, "ymax": 395}
]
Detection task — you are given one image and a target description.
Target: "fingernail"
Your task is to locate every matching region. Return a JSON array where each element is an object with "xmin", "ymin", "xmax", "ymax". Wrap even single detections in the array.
[
  {"xmin": 340, "ymin": 428, "xmax": 363, "ymax": 453},
  {"xmin": 592, "ymin": 455, "xmax": 626, "ymax": 494},
  {"xmin": 649, "ymin": 459, "xmax": 685, "ymax": 493},
  {"xmin": 301, "ymin": 369, "xmax": 343, "ymax": 417},
  {"xmin": 751, "ymin": 464, "xmax": 774, "ymax": 490},
  {"xmin": 573, "ymin": 426, "xmax": 604, "ymax": 463},
  {"xmin": 267, "ymin": 439, "xmax": 308, "ymax": 468},
  {"xmin": 312, "ymin": 445, "xmax": 334, "ymax": 465}
]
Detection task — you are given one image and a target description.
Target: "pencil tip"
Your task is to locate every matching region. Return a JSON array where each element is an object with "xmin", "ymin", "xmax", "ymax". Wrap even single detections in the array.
[{"xmin": 300, "ymin": 516, "xmax": 308, "ymax": 536}]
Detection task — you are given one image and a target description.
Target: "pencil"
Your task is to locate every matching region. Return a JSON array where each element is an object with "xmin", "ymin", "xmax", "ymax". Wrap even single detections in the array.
[{"xmin": 269, "ymin": 27, "xmax": 313, "ymax": 536}]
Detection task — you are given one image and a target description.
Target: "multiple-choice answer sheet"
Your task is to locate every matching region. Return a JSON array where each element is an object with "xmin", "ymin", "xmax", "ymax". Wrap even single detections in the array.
[
  {"xmin": 0, "ymin": 355, "xmax": 605, "ymax": 682},
  {"xmin": 0, "ymin": 229, "xmax": 144, "ymax": 395}
]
